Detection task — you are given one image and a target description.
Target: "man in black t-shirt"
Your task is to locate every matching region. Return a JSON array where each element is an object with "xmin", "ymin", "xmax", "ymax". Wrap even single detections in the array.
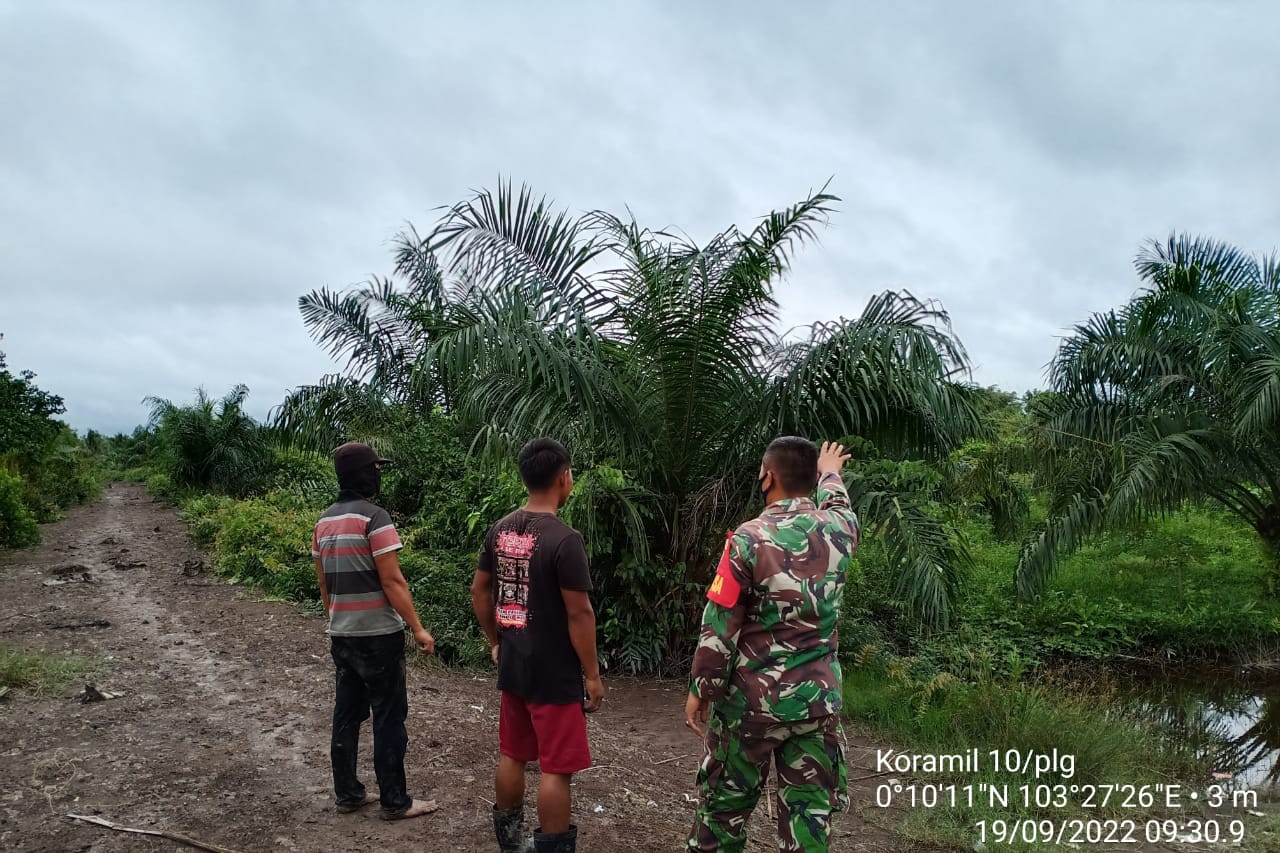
[{"xmin": 471, "ymin": 438, "xmax": 604, "ymax": 853}]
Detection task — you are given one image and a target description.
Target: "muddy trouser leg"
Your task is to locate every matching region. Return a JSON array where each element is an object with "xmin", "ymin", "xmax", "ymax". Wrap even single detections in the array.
[
  {"xmin": 362, "ymin": 631, "xmax": 412, "ymax": 814},
  {"xmin": 773, "ymin": 716, "xmax": 848, "ymax": 853},
  {"xmin": 329, "ymin": 636, "xmax": 371, "ymax": 807},
  {"xmin": 686, "ymin": 715, "xmax": 775, "ymax": 853}
]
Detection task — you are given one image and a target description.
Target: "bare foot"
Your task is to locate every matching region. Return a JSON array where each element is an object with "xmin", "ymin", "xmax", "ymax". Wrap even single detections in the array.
[{"xmin": 381, "ymin": 798, "xmax": 439, "ymax": 820}]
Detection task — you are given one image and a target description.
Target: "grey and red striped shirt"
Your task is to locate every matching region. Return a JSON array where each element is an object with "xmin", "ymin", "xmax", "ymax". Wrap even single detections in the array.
[{"xmin": 311, "ymin": 498, "xmax": 404, "ymax": 637}]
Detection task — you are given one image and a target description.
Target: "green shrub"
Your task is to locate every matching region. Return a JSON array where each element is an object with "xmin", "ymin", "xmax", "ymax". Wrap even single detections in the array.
[
  {"xmin": 0, "ymin": 351, "xmax": 100, "ymax": 519},
  {"xmin": 96, "ymin": 427, "xmax": 160, "ymax": 481},
  {"xmin": 379, "ymin": 415, "xmax": 477, "ymax": 517},
  {"xmin": 403, "ymin": 550, "xmax": 488, "ymax": 667},
  {"xmin": 192, "ymin": 492, "xmax": 319, "ymax": 602},
  {"xmin": 1026, "ymin": 509, "xmax": 1280, "ymax": 651},
  {"xmin": 145, "ymin": 472, "xmax": 177, "ymax": 503},
  {"xmin": 179, "ymin": 493, "xmax": 235, "ymax": 548},
  {"xmin": 22, "ymin": 426, "xmax": 100, "ymax": 518},
  {"xmin": 260, "ymin": 448, "xmax": 335, "ymax": 506},
  {"xmin": 0, "ymin": 468, "xmax": 40, "ymax": 548},
  {"xmin": 853, "ymin": 504, "xmax": 1280, "ymax": 683},
  {"xmin": 596, "ymin": 555, "xmax": 698, "ymax": 675}
]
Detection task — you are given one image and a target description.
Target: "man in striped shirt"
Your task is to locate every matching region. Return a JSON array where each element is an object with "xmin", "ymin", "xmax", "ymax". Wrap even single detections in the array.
[{"xmin": 312, "ymin": 442, "xmax": 436, "ymax": 820}]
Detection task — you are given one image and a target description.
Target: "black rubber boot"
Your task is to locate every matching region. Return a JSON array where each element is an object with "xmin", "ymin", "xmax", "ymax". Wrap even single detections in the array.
[
  {"xmin": 493, "ymin": 806, "xmax": 533, "ymax": 853},
  {"xmin": 533, "ymin": 825, "xmax": 577, "ymax": 853}
]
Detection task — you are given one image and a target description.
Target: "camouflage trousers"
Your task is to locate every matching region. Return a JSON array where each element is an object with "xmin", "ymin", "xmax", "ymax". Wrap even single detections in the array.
[{"xmin": 687, "ymin": 713, "xmax": 847, "ymax": 852}]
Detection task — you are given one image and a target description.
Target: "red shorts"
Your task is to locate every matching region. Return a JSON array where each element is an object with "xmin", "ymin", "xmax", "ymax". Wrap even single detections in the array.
[{"xmin": 499, "ymin": 691, "xmax": 591, "ymax": 775}]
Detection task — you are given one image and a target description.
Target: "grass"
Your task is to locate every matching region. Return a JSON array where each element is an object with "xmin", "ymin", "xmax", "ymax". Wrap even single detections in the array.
[
  {"xmin": 844, "ymin": 504, "xmax": 1280, "ymax": 695},
  {"xmin": 835, "ymin": 504, "xmax": 1280, "ymax": 850},
  {"xmin": 0, "ymin": 643, "xmax": 92, "ymax": 696},
  {"xmin": 916, "ymin": 507, "xmax": 1280, "ymax": 672},
  {"xmin": 842, "ymin": 664, "xmax": 1280, "ymax": 851}
]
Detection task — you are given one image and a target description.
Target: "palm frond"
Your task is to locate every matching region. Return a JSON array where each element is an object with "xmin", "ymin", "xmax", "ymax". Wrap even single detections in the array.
[
  {"xmin": 426, "ymin": 179, "xmax": 612, "ymax": 318},
  {"xmin": 298, "ymin": 280, "xmax": 415, "ymax": 391},
  {"xmin": 1136, "ymin": 234, "xmax": 1259, "ymax": 297},
  {"xmin": 846, "ymin": 471, "xmax": 970, "ymax": 629},
  {"xmin": 271, "ymin": 374, "xmax": 397, "ymax": 452},
  {"xmin": 1015, "ymin": 492, "xmax": 1106, "ymax": 601},
  {"xmin": 1025, "ymin": 232, "xmax": 1280, "ymax": 594},
  {"xmin": 1105, "ymin": 423, "xmax": 1219, "ymax": 523},
  {"xmin": 1236, "ymin": 342, "xmax": 1280, "ymax": 436},
  {"xmin": 769, "ymin": 291, "xmax": 981, "ymax": 456},
  {"xmin": 728, "ymin": 182, "xmax": 838, "ymax": 287}
]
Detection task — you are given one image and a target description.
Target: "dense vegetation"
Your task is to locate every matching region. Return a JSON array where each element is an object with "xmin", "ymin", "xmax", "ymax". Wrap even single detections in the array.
[
  {"xmin": 0, "ymin": 339, "xmax": 99, "ymax": 547},
  {"xmin": 85, "ymin": 195, "xmax": 1280, "ymax": 681},
  {"xmin": 284, "ymin": 184, "xmax": 983, "ymax": 639},
  {"xmin": 1018, "ymin": 236, "xmax": 1280, "ymax": 599},
  {"xmin": 7, "ymin": 190, "xmax": 1279, "ymax": 850}
]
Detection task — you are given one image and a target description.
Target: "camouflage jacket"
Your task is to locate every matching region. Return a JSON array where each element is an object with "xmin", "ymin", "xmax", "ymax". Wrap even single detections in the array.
[{"xmin": 690, "ymin": 472, "xmax": 860, "ymax": 723}]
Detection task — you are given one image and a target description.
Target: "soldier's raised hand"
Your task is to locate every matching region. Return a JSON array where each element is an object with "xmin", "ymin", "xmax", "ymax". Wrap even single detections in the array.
[{"xmin": 817, "ymin": 441, "xmax": 851, "ymax": 476}]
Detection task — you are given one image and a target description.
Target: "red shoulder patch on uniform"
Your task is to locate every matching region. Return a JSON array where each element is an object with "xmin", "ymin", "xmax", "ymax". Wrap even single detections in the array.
[{"xmin": 706, "ymin": 532, "xmax": 741, "ymax": 607}]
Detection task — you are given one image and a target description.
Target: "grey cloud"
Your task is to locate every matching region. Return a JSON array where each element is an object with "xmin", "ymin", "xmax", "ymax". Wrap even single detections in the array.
[{"xmin": 2, "ymin": 0, "xmax": 1277, "ymax": 433}]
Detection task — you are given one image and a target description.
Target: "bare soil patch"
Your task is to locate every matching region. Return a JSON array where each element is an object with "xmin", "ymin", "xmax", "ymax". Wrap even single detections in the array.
[{"xmin": 0, "ymin": 484, "xmax": 915, "ymax": 852}]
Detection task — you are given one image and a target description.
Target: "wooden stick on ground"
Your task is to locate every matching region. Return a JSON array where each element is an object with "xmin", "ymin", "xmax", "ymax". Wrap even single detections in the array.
[{"xmin": 66, "ymin": 814, "xmax": 249, "ymax": 853}]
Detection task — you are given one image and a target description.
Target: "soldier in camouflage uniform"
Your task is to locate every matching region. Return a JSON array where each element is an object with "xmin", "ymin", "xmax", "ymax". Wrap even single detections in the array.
[{"xmin": 684, "ymin": 438, "xmax": 859, "ymax": 853}]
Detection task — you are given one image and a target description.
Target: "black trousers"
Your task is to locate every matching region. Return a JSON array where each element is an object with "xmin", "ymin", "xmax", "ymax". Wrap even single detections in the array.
[{"xmin": 330, "ymin": 630, "xmax": 412, "ymax": 813}]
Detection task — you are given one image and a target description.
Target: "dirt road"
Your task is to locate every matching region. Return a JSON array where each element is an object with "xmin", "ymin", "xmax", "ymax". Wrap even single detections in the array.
[{"xmin": 0, "ymin": 484, "xmax": 912, "ymax": 852}]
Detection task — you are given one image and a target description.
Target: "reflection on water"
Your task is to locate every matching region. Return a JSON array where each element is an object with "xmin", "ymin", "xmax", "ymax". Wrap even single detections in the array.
[{"xmin": 1116, "ymin": 671, "xmax": 1280, "ymax": 799}]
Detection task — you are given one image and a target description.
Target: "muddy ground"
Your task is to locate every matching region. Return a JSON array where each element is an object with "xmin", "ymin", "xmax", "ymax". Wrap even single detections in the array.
[{"xmin": 0, "ymin": 484, "xmax": 916, "ymax": 852}]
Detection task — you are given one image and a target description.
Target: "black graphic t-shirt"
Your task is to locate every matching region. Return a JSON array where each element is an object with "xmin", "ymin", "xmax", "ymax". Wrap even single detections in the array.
[{"xmin": 477, "ymin": 509, "xmax": 592, "ymax": 704}]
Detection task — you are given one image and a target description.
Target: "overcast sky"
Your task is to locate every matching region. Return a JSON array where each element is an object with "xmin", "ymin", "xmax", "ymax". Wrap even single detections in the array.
[{"xmin": 2, "ymin": 0, "xmax": 1277, "ymax": 434}]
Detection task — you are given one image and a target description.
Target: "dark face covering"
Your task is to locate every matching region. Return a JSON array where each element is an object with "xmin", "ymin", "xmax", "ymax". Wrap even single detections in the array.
[
  {"xmin": 758, "ymin": 471, "xmax": 771, "ymax": 499},
  {"xmin": 338, "ymin": 463, "xmax": 381, "ymax": 500}
]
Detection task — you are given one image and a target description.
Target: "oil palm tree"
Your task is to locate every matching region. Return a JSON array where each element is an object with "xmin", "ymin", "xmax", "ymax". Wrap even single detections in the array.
[
  {"xmin": 290, "ymin": 182, "xmax": 982, "ymax": 627},
  {"xmin": 146, "ymin": 385, "xmax": 273, "ymax": 498},
  {"xmin": 1018, "ymin": 235, "xmax": 1280, "ymax": 600}
]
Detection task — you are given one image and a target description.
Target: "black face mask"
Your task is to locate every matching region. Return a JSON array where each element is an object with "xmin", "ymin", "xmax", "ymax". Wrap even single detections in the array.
[
  {"xmin": 338, "ymin": 463, "xmax": 381, "ymax": 500},
  {"xmin": 758, "ymin": 472, "xmax": 770, "ymax": 498}
]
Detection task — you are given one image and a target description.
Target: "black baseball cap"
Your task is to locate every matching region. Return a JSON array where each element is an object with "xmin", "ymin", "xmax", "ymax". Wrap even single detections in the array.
[{"xmin": 333, "ymin": 442, "xmax": 391, "ymax": 478}]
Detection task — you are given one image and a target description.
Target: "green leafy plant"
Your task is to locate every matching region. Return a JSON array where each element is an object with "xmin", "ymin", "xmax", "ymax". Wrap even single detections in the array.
[
  {"xmin": 403, "ymin": 550, "xmax": 489, "ymax": 667},
  {"xmin": 0, "ymin": 341, "xmax": 99, "ymax": 532},
  {"xmin": 180, "ymin": 490, "xmax": 319, "ymax": 602},
  {"xmin": 0, "ymin": 467, "xmax": 39, "ymax": 548}
]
